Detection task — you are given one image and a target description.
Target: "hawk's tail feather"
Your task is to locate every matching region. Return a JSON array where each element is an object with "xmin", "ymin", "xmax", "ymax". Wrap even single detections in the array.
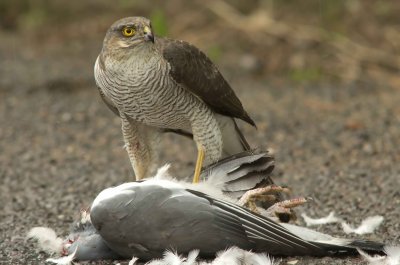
[
  {"xmin": 233, "ymin": 119, "xmax": 251, "ymax": 151},
  {"xmin": 215, "ymin": 114, "xmax": 252, "ymax": 157}
]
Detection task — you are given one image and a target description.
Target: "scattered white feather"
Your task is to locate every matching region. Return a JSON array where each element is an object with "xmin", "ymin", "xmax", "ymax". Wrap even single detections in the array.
[
  {"xmin": 80, "ymin": 209, "xmax": 91, "ymax": 224},
  {"xmin": 358, "ymin": 248, "xmax": 386, "ymax": 264},
  {"xmin": 154, "ymin": 164, "xmax": 172, "ymax": 180},
  {"xmin": 244, "ymin": 251, "xmax": 277, "ymax": 265},
  {"xmin": 385, "ymin": 246, "xmax": 400, "ymax": 265},
  {"xmin": 27, "ymin": 227, "xmax": 63, "ymax": 254},
  {"xmin": 342, "ymin": 215, "xmax": 384, "ymax": 235},
  {"xmin": 212, "ymin": 247, "xmax": 243, "ymax": 264},
  {"xmin": 46, "ymin": 247, "xmax": 77, "ymax": 265},
  {"xmin": 358, "ymin": 245, "xmax": 400, "ymax": 265},
  {"xmin": 211, "ymin": 247, "xmax": 277, "ymax": 265},
  {"xmin": 302, "ymin": 211, "xmax": 384, "ymax": 235},
  {"xmin": 145, "ymin": 250, "xmax": 187, "ymax": 265},
  {"xmin": 141, "ymin": 248, "xmax": 277, "ymax": 265},
  {"xmin": 301, "ymin": 211, "xmax": 342, "ymax": 226},
  {"xmin": 163, "ymin": 250, "xmax": 186, "ymax": 265},
  {"xmin": 183, "ymin": 249, "xmax": 200, "ymax": 265},
  {"xmin": 129, "ymin": 256, "xmax": 139, "ymax": 265}
]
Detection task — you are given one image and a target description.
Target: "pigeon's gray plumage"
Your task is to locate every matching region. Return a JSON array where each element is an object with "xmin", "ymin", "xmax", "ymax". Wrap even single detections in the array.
[
  {"xmin": 89, "ymin": 181, "xmax": 384, "ymax": 260},
  {"xmin": 94, "ymin": 16, "xmax": 255, "ymax": 182},
  {"xmin": 65, "ymin": 152, "xmax": 384, "ymax": 261}
]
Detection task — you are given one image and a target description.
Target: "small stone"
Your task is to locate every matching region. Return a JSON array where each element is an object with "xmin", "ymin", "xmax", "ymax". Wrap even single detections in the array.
[{"xmin": 61, "ymin": 112, "xmax": 72, "ymax": 122}]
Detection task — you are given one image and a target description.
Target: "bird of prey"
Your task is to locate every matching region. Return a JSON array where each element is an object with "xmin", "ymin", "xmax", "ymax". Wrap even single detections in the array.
[
  {"xmin": 61, "ymin": 153, "xmax": 384, "ymax": 261},
  {"xmin": 94, "ymin": 16, "xmax": 256, "ymax": 183}
]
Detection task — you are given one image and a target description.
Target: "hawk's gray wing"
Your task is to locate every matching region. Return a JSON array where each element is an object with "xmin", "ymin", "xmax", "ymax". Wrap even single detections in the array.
[{"xmin": 155, "ymin": 38, "xmax": 256, "ymax": 127}]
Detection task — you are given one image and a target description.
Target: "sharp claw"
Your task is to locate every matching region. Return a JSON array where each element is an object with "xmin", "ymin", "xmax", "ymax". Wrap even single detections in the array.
[
  {"xmin": 270, "ymin": 206, "xmax": 292, "ymax": 215},
  {"xmin": 238, "ymin": 185, "xmax": 288, "ymax": 207},
  {"xmin": 238, "ymin": 183, "xmax": 309, "ymax": 221},
  {"xmin": 262, "ymin": 197, "xmax": 309, "ymax": 221},
  {"xmin": 238, "ymin": 183, "xmax": 310, "ymax": 222},
  {"xmin": 275, "ymin": 197, "xmax": 308, "ymax": 209}
]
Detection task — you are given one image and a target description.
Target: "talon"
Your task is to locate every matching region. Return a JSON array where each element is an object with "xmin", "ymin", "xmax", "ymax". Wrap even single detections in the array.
[
  {"xmin": 264, "ymin": 197, "xmax": 309, "ymax": 222},
  {"xmin": 248, "ymin": 201, "xmax": 260, "ymax": 214},
  {"xmin": 237, "ymin": 185, "xmax": 308, "ymax": 219},
  {"xmin": 255, "ymin": 195, "xmax": 277, "ymax": 201},
  {"xmin": 238, "ymin": 185, "xmax": 289, "ymax": 207},
  {"xmin": 275, "ymin": 197, "xmax": 308, "ymax": 209}
]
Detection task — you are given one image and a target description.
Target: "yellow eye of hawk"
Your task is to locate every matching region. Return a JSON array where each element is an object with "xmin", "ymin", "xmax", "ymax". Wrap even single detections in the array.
[{"xmin": 122, "ymin": 27, "xmax": 135, "ymax": 37}]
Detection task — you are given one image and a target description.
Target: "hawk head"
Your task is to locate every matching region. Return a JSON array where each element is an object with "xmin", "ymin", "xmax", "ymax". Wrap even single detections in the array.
[{"xmin": 103, "ymin": 17, "xmax": 155, "ymax": 51}]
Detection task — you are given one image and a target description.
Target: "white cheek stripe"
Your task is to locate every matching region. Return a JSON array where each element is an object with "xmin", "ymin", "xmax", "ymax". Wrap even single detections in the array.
[{"xmin": 117, "ymin": 40, "xmax": 130, "ymax": 48}]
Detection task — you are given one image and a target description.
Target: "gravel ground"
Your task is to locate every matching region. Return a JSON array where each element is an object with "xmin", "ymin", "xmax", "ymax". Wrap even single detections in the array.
[{"xmin": 0, "ymin": 31, "xmax": 399, "ymax": 265}]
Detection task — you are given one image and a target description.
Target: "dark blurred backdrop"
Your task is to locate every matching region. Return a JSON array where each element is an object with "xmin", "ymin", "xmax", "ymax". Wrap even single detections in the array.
[{"xmin": 1, "ymin": 0, "xmax": 400, "ymax": 92}]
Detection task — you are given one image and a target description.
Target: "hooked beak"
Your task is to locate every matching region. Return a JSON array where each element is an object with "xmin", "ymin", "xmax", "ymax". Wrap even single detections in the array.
[{"xmin": 143, "ymin": 26, "xmax": 154, "ymax": 43}]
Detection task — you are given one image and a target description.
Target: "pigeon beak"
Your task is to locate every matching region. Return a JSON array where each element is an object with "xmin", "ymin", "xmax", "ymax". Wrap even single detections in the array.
[{"xmin": 144, "ymin": 26, "xmax": 154, "ymax": 43}]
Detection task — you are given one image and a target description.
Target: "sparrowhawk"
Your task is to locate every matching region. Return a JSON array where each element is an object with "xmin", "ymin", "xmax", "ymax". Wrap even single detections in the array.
[{"xmin": 94, "ymin": 17, "xmax": 256, "ymax": 183}]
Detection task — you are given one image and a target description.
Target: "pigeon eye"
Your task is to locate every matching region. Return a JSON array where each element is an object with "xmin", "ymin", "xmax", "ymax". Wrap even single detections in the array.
[{"xmin": 122, "ymin": 27, "xmax": 135, "ymax": 37}]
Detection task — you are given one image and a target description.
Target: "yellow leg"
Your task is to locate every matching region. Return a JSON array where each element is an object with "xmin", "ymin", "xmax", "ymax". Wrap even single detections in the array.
[{"xmin": 193, "ymin": 147, "xmax": 205, "ymax": 183}]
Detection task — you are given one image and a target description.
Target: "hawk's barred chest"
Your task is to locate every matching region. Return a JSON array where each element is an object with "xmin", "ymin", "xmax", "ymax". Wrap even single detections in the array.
[{"xmin": 95, "ymin": 50, "xmax": 199, "ymax": 130}]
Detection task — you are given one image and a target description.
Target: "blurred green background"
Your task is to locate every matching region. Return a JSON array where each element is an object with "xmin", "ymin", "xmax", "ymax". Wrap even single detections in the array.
[{"xmin": 1, "ymin": 0, "xmax": 399, "ymax": 90}]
